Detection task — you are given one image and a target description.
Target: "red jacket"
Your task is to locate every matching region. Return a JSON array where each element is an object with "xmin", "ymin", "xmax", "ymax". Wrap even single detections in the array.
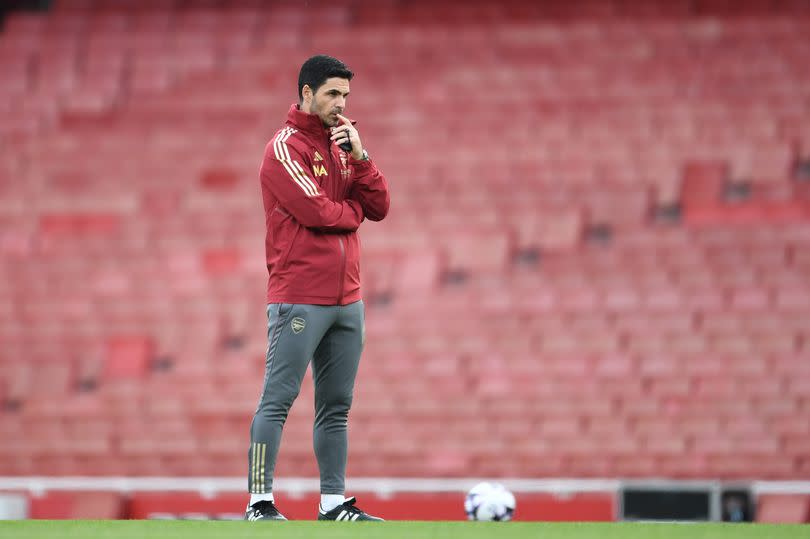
[{"xmin": 260, "ymin": 104, "xmax": 390, "ymax": 305}]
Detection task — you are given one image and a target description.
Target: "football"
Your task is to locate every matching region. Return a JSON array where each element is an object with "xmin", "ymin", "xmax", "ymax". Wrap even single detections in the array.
[{"xmin": 464, "ymin": 482, "xmax": 516, "ymax": 521}]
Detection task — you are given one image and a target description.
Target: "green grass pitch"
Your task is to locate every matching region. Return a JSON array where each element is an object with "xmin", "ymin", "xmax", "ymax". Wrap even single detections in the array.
[{"xmin": 0, "ymin": 521, "xmax": 806, "ymax": 539}]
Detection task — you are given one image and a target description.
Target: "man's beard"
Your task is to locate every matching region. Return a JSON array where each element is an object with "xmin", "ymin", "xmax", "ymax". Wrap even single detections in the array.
[{"xmin": 314, "ymin": 101, "xmax": 341, "ymax": 126}]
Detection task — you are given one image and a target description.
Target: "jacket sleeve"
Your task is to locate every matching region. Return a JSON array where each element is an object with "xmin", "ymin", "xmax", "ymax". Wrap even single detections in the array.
[
  {"xmin": 261, "ymin": 140, "xmax": 364, "ymax": 232},
  {"xmin": 347, "ymin": 157, "xmax": 390, "ymax": 222}
]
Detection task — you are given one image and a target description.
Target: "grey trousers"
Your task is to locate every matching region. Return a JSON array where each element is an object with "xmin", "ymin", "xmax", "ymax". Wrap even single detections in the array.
[{"xmin": 248, "ymin": 300, "xmax": 364, "ymax": 495}]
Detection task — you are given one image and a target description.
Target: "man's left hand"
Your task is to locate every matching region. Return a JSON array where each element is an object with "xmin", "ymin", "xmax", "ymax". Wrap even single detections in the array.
[{"xmin": 331, "ymin": 114, "xmax": 364, "ymax": 160}]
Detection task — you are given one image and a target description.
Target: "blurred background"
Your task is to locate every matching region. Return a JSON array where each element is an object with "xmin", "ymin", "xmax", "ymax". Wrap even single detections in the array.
[{"xmin": 1, "ymin": 0, "xmax": 809, "ymax": 524}]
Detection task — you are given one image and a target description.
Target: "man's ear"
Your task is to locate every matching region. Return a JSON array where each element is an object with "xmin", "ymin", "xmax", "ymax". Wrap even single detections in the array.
[{"xmin": 302, "ymin": 84, "xmax": 313, "ymax": 103}]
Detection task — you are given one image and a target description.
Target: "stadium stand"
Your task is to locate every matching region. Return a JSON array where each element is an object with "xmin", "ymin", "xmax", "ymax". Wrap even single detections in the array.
[{"xmin": 0, "ymin": 0, "xmax": 808, "ymax": 511}]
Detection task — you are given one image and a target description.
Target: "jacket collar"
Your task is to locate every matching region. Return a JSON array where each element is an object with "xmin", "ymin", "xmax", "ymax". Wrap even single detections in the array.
[{"xmin": 286, "ymin": 104, "xmax": 330, "ymax": 139}]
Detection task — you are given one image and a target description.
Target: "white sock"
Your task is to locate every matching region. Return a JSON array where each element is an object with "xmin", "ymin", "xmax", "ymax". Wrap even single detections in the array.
[
  {"xmin": 320, "ymin": 494, "xmax": 345, "ymax": 512},
  {"xmin": 249, "ymin": 492, "xmax": 274, "ymax": 508}
]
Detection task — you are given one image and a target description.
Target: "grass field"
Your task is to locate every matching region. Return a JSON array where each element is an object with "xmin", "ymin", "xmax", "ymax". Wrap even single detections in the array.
[{"xmin": 0, "ymin": 521, "xmax": 806, "ymax": 539}]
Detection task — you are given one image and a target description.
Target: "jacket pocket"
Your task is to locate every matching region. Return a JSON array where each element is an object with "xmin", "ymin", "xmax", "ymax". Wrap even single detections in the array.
[
  {"xmin": 277, "ymin": 227, "xmax": 300, "ymax": 270},
  {"xmin": 272, "ymin": 207, "xmax": 299, "ymax": 270}
]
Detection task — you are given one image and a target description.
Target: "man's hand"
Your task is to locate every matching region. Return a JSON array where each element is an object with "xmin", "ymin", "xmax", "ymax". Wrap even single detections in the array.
[{"xmin": 330, "ymin": 114, "xmax": 364, "ymax": 161}]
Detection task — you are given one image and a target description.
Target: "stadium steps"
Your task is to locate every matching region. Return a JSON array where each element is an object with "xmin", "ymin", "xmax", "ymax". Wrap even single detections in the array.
[{"xmin": 0, "ymin": 1, "xmax": 809, "ymax": 478}]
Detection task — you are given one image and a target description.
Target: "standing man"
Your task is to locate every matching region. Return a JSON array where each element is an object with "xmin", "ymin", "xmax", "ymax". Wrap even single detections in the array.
[{"xmin": 245, "ymin": 55, "xmax": 389, "ymax": 522}]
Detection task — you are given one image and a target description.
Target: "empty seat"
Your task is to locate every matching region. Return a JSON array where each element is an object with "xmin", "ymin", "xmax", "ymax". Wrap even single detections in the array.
[{"xmin": 103, "ymin": 337, "xmax": 154, "ymax": 379}]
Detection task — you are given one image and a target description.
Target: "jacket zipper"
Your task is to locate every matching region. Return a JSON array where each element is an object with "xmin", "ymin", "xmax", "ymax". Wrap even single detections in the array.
[
  {"xmin": 337, "ymin": 236, "xmax": 346, "ymax": 304},
  {"xmin": 328, "ymin": 141, "xmax": 347, "ymax": 304}
]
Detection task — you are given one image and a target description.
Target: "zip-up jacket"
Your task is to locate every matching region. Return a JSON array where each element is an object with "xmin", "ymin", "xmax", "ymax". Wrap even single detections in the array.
[{"xmin": 260, "ymin": 104, "xmax": 390, "ymax": 305}]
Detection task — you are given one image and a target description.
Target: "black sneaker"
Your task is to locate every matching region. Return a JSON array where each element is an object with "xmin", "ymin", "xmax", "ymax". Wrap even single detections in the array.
[
  {"xmin": 245, "ymin": 500, "xmax": 287, "ymax": 521},
  {"xmin": 318, "ymin": 497, "xmax": 384, "ymax": 521}
]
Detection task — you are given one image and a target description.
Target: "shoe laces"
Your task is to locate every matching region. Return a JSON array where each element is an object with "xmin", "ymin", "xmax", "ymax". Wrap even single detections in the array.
[
  {"xmin": 252, "ymin": 500, "xmax": 276, "ymax": 513},
  {"xmin": 340, "ymin": 497, "xmax": 365, "ymax": 515}
]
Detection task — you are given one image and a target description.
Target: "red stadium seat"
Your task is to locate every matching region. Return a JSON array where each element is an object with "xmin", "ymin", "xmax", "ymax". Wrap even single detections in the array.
[{"xmin": 103, "ymin": 337, "xmax": 154, "ymax": 379}]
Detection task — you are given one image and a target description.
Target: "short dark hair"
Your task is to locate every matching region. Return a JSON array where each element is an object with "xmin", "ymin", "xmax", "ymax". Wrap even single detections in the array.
[{"xmin": 298, "ymin": 55, "xmax": 354, "ymax": 101}]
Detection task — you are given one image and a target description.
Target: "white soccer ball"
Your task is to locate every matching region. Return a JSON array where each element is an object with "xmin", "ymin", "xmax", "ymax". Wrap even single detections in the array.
[{"xmin": 464, "ymin": 482, "xmax": 516, "ymax": 521}]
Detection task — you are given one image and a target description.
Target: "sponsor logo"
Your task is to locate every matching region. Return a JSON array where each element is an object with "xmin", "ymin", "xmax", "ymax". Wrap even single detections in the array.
[{"xmin": 314, "ymin": 151, "xmax": 324, "ymax": 161}]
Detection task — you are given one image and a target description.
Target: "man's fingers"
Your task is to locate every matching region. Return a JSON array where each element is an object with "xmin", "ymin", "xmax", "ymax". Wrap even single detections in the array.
[
  {"xmin": 331, "ymin": 126, "xmax": 354, "ymax": 144},
  {"xmin": 332, "ymin": 117, "xmax": 357, "ymax": 150}
]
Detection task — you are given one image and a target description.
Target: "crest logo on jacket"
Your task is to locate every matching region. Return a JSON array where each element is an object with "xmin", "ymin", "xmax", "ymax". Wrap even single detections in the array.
[
  {"xmin": 312, "ymin": 164, "xmax": 328, "ymax": 177},
  {"xmin": 339, "ymin": 151, "xmax": 351, "ymax": 178}
]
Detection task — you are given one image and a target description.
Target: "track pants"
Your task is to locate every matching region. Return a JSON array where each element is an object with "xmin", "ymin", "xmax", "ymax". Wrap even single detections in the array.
[{"xmin": 248, "ymin": 300, "xmax": 364, "ymax": 495}]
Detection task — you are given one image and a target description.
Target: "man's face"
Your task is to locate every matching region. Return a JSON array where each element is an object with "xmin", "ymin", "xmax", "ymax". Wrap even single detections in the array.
[{"xmin": 305, "ymin": 77, "xmax": 350, "ymax": 127}]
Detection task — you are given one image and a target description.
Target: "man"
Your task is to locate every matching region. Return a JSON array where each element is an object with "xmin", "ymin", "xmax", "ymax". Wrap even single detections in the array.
[{"xmin": 245, "ymin": 55, "xmax": 390, "ymax": 522}]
